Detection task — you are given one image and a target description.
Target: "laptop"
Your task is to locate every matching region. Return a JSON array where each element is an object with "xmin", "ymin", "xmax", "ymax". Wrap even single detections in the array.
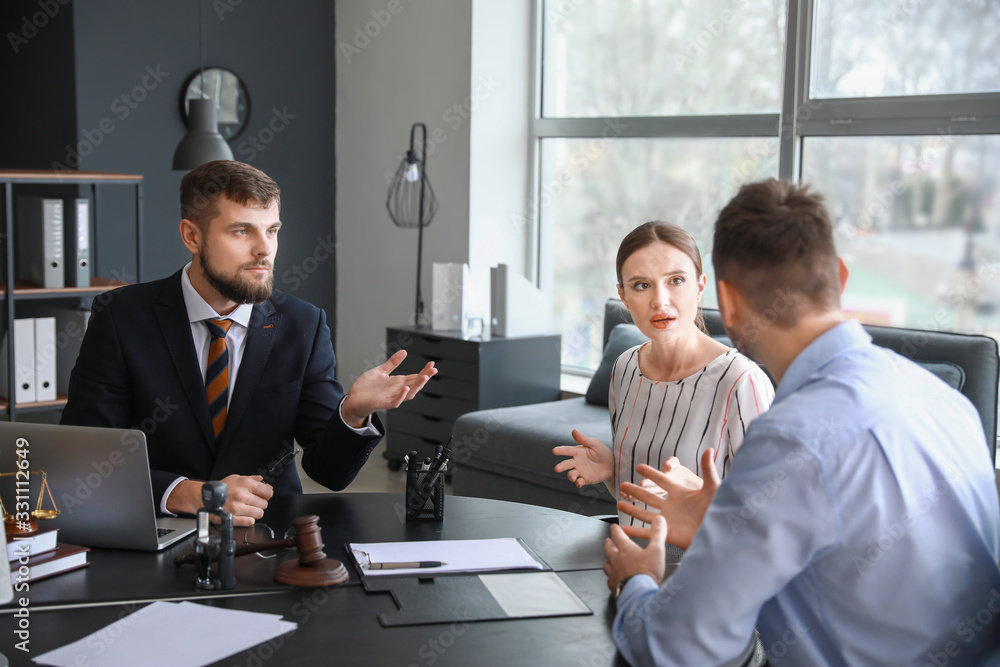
[{"xmin": 0, "ymin": 422, "xmax": 196, "ymax": 551}]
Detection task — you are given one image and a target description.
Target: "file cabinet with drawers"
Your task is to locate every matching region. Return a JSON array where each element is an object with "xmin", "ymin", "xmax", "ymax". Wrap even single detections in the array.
[{"xmin": 383, "ymin": 326, "xmax": 561, "ymax": 470}]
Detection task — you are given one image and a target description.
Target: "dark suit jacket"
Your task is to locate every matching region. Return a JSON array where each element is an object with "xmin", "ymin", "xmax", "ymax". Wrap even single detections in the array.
[{"xmin": 61, "ymin": 270, "xmax": 383, "ymax": 507}]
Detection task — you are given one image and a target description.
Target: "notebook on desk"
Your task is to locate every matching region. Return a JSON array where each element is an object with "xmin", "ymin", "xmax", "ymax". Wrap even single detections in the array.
[{"xmin": 0, "ymin": 422, "xmax": 195, "ymax": 551}]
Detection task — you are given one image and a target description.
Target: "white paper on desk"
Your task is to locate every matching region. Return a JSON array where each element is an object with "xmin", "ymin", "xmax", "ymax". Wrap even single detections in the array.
[
  {"xmin": 351, "ymin": 537, "xmax": 544, "ymax": 576},
  {"xmin": 32, "ymin": 600, "xmax": 296, "ymax": 667},
  {"xmin": 479, "ymin": 572, "xmax": 592, "ymax": 617}
]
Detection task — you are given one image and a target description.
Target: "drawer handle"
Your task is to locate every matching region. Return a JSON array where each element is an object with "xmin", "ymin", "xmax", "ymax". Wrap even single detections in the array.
[
  {"xmin": 421, "ymin": 392, "xmax": 442, "ymax": 400},
  {"xmin": 420, "ymin": 415, "xmax": 443, "ymax": 423},
  {"xmin": 424, "ymin": 354, "xmax": 443, "ymax": 362}
]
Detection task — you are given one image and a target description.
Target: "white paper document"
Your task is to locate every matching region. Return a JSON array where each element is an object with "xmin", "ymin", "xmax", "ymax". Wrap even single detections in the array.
[
  {"xmin": 479, "ymin": 572, "xmax": 592, "ymax": 617},
  {"xmin": 351, "ymin": 537, "xmax": 544, "ymax": 577},
  {"xmin": 33, "ymin": 600, "xmax": 296, "ymax": 667}
]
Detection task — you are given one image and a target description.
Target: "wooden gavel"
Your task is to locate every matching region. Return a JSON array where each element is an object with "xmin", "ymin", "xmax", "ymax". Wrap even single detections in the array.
[{"xmin": 174, "ymin": 514, "xmax": 347, "ymax": 586}]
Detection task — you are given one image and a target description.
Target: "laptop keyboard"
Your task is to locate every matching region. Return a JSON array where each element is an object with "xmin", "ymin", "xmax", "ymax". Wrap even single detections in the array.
[{"xmin": 157, "ymin": 528, "xmax": 176, "ymax": 538}]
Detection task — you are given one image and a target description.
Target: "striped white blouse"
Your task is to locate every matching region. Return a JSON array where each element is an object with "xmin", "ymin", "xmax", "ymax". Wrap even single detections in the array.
[{"xmin": 608, "ymin": 345, "xmax": 774, "ymax": 527}]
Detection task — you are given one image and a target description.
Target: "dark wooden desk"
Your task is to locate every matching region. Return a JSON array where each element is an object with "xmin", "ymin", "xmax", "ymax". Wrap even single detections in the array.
[
  {"xmin": 3, "ymin": 494, "xmax": 609, "ymax": 608},
  {"xmin": 0, "ymin": 494, "xmax": 627, "ymax": 667}
]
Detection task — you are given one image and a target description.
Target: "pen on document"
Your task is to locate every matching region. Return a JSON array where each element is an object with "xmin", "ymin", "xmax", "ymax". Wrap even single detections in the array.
[
  {"xmin": 263, "ymin": 447, "xmax": 301, "ymax": 483},
  {"xmin": 365, "ymin": 561, "xmax": 447, "ymax": 570}
]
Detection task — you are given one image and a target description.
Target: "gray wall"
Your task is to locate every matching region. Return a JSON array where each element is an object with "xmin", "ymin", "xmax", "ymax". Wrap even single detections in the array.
[
  {"xmin": 2, "ymin": 0, "xmax": 340, "ymax": 345},
  {"xmin": 335, "ymin": 1, "xmax": 473, "ymax": 387}
]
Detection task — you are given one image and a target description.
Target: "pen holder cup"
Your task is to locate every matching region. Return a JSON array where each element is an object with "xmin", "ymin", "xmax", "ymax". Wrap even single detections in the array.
[{"xmin": 405, "ymin": 466, "xmax": 445, "ymax": 522}]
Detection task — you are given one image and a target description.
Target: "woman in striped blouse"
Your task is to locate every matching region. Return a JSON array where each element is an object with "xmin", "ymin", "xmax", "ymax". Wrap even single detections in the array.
[{"xmin": 555, "ymin": 221, "xmax": 774, "ymax": 532}]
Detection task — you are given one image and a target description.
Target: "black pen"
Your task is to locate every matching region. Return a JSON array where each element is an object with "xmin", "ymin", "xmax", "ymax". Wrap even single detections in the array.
[
  {"xmin": 366, "ymin": 561, "xmax": 446, "ymax": 570},
  {"xmin": 263, "ymin": 447, "xmax": 301, "ymax": 484}
]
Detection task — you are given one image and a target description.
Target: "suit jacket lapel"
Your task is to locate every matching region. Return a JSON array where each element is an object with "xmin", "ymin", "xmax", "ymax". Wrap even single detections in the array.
[
  {"xmin": 221, "ymin": 299, "xmax": 279, "ymax": 448},
  {"xmin": 154, "ymin": 271, "xmax": 217, "ymax": 451}
]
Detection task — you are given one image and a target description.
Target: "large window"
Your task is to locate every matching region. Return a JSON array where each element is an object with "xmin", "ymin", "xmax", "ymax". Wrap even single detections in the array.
[{"xmin": 532, "ymin": 0, "xmax": 1000, "ymax": 371}]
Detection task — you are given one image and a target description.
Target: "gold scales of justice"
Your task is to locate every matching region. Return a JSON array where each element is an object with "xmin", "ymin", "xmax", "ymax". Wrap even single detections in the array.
[{"xmin": 0, "ymin": 470, "xmax": 60, "ymax": 536}]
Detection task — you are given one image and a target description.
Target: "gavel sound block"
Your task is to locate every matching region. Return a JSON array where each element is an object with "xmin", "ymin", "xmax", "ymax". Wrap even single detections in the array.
[{"xmin": 175, "ymin": 514, "xmax": 347, "ymax": 587}]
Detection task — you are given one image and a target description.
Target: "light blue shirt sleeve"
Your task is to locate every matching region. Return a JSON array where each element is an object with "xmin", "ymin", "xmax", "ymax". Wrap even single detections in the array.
[{"xmin": 611, "ymin": 431, "xmax": 838, "ymax": 666}]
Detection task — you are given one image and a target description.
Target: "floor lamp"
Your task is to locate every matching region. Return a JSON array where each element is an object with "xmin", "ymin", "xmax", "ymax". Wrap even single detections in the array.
[{"xmin": 386, "ymin": 123, "xmax": 439, "ymax": 329}]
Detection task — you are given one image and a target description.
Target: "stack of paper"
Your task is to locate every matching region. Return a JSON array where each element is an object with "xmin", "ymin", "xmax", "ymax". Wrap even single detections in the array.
[
  {"xmin": 350, "ymin": 537, "xmax": 545, "ymax": 577},
  {"xmin": 33, "ymin": 601, "xmax": 296, "ymax": 667}
]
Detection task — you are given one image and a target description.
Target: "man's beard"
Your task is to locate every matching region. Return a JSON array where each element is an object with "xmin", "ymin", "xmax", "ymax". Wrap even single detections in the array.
[
  {"xmin": 724, "ymin": 322, "xmax": 762, "ymax": 364},
  {"xmin": 201, "ymin": 246, "xmax": 273, "ymax": 305}
]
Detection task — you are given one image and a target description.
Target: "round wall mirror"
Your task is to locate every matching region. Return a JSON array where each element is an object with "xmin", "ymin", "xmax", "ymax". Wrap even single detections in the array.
[{"xmin": 180, "ymin": 67, "xmax": 250, "ymax": 140}]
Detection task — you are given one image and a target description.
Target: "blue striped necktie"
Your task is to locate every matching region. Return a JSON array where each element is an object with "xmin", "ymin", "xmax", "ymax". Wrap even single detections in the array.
[{"xmin": 205, "ymin": 318, "xmax": 234, "ymax": 438}]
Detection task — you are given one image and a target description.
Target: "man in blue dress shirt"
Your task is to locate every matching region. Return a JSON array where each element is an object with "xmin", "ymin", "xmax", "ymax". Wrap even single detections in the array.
[{"xmin": 604, "ymin": 178, "xmax": 1000, "ymax": 665}]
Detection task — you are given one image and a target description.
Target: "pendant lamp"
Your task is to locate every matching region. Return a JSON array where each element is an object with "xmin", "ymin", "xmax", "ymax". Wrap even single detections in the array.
[{"xmin": 172, "ymin": 0, "xmax": 233, "ymax": 170}]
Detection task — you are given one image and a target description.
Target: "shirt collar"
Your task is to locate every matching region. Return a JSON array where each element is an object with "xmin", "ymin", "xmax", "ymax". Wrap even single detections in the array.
[
  {"xmin": 180, "ymin": 261, "xmax": 253, "ymax": 328},
  {"xmin": 774, "ymin": 319, "xmax": 871, "ymax": 403}
]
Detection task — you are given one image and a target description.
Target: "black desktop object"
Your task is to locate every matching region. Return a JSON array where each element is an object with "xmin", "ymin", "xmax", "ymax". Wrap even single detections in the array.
[{"xmin": 194, "ymin": 481, "xmax": 235, "ymax": 591}]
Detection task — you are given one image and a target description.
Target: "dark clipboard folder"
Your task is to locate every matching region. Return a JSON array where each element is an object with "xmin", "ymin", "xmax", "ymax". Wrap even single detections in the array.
[{"xmin": 347, "ymin": 539, "xmax": 593, "ymax": 627}]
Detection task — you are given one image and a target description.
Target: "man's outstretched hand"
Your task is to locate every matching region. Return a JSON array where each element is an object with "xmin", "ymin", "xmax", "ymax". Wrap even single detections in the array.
[
  {"xmin": 604, "ymin": 515, "xmax": 669, "ymax": 594},
  {"xmin": 617, "ymin": 448, "xmax": 721, "ymax": 550},
  {"xmin": 342, "ymin": 349, "xmax": 437, "ymax": 428}
]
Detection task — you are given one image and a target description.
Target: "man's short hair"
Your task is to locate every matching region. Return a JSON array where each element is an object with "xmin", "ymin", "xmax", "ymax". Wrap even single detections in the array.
[
  {"xmin": 180, "ymin": 160, "xmax": 281, "ymax": 232},
  {"xmin": 712, "ymin": 178, "xmax": 840, "ymax": 327}
]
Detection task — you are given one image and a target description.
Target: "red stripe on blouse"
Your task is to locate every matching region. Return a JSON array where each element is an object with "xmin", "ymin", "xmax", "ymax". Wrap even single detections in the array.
[
  {"xmin": 617, "ymin": 376, "xmax": 645, "ymax": 494},
  {"xmin": 715, "ymin": 369, "xmax": 753, "ymax": 462}
]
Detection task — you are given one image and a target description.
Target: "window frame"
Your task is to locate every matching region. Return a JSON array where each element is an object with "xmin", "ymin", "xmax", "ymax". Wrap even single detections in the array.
[{"xmin": 528, "ymin": 0, "xmax": 1000, "ymax": 372}]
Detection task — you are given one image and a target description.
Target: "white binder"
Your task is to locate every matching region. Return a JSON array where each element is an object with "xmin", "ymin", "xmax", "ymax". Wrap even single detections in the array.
[
  {"xmin": 65, "ymin": 198, "xmax": 91, "ymax": 288},
  {"xmin": 431, "ymin": 262, "xmax": 470, "ymax": 331},
  {"xmin": 0, "ymin": 319, "xmax": 36, "ymax": 404},
  {"xmin": 34, "ymin": 316, "xmax": 57, "ymax": 402},
  {"xmin": 489, "ymin": 264, "xmax": 550, "ymax": 337},
  {"xmin": 16, "ymin": 196, "xmax": 64, "ymax": 289}
]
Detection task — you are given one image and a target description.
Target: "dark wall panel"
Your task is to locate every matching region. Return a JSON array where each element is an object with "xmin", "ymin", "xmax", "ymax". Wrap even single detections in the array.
[
  {"xmin": 3, "ymin": 0, "xmax": 338, "ymax": 338},
  {"xmin": 0, "ymin": 0, "xmax": 78, "ymax": 169}
]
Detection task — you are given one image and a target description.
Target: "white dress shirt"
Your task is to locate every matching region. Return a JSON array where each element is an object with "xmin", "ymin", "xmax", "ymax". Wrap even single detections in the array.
[{"xmin": 161, "ymin": 263, "xmax": 377, "ymax": 513}]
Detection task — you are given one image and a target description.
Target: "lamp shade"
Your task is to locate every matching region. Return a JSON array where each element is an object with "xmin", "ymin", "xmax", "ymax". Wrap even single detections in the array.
[{"xmin": 172, "ymin": 98, "xmax": 233, "ymax": 170}]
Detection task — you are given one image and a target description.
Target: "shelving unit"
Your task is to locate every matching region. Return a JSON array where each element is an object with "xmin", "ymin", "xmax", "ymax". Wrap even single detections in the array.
[{"xmin": 0, "ymin": 170, "xmax": 142, "ymax": 419}]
